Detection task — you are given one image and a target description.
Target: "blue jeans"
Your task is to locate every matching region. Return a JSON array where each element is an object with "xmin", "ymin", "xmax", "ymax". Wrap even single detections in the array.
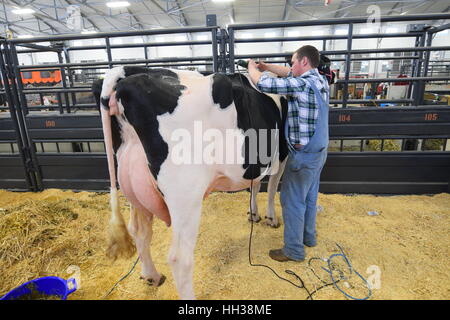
[{"xmin": 280, "ymin": 149, "xmax": 327, "ymax": 260}]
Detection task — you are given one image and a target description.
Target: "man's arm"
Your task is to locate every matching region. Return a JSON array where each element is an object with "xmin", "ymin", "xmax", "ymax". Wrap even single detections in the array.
[
  {"xmin": 248, "ymin": 59, "xmax": 308, "ymax": 95},
  {"xmin": 257, "ymin": 61, "xmax": 291, "ymax": 77},
  {"xmin": 248, "ymin": 60, "xmax": 291, "ymax": 86},
  {"xmin": 248, "ymin": 59, "xmax": 263, "ymax": 86}
]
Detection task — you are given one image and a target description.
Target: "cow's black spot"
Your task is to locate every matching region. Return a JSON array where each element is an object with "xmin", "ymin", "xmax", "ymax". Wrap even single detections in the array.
[
  {"xmin": 212, "ymin": 73, "xmax": 233, "ymax": 109},
  {"xmin": 227, "ymin": 74, "xmax": 288, "ymax": 180},
  {"xmin": 92, "ymin": 79, "xmax": 104, "ymax": 111},
  {"xmin": 124, "ymin": 66, "xmax": 178, "ymax": 79},
  {"xmin": 115, "ymin": 73, "xmax": 185, "ymax": 179},
  {"xmin": 100, "ymin": 97, "xmax": 110, "ymax": 109}
]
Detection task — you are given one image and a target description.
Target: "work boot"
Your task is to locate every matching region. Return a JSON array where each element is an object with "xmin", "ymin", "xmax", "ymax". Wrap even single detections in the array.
[{"xmin": 269, "ymin": 249, "xmax": 304, "ymax": 262}]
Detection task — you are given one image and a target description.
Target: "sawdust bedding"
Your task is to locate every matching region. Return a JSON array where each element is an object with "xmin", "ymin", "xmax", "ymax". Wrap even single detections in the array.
[{"xmin": 0, "ymin": 189, "xmax": 448, "ymax": 300}]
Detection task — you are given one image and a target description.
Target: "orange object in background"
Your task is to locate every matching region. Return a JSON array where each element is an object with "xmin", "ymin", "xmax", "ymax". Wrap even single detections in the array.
[{"xmin": 20, "ymin": 70, "xmax": 61, "ymax": 85}]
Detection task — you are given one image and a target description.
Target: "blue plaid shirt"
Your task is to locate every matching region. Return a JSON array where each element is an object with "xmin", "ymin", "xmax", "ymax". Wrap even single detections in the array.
[{"xmin": 257, "ymin": 68, "xmax": 329, "ymax": 146}]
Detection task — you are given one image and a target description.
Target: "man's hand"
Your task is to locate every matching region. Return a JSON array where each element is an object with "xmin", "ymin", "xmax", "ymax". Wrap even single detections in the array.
[
  {"xmin": 256, "ymin": 61, "xmax": 269, "ymax": 72},
  {"xmin": 248, "ymin": 59, "xmax": 258, "ymax": 71},
  {"xmin": 248, "ymin": 59, "xmax": 263, "ymax": 86}
]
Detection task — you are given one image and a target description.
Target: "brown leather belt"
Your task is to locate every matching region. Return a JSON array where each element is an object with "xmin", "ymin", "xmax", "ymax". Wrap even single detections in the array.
[{"xmin": 293, "ymin": 144, "xmax": 303, "ymax": 150}]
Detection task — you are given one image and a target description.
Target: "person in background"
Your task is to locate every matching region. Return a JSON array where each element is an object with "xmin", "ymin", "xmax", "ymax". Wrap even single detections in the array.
[{"xmin": 247, "ymin": 45, "xmax": 330, "ymax": 262}]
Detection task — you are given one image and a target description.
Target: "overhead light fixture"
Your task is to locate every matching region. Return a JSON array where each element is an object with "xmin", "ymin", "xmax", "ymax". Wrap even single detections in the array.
[
  {"xmin": 12, "ymin": 8, "xmax": 35, "ymax": 15},
  {"xmin": 106, "ymin": 1, "xmax": 130, "ymax": 8},
  {"xmin": 17, "ymin": 34, "xmax": 34, "ymax": 38}
]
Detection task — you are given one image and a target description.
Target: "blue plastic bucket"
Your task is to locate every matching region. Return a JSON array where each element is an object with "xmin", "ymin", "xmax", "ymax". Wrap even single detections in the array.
[{"xmin": 0, "ymin": 277, "xmax": 77, "ymax": 300}]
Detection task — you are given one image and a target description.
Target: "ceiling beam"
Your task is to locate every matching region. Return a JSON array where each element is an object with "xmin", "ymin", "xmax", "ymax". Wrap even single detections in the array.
[
  {"xmin": 141, "ymin": 0, "xmax": 164, "ymax": 27},
  {"xmin": 175, "ymin": 0, "xmax": 190, "ymax": 26},
  {"xmin": 5, "ymin": 0, "xmax": 62, "ymax": 34},
  {"xmin": 149, "ymin": 0, "xmax": 185, "ymax": 27}
]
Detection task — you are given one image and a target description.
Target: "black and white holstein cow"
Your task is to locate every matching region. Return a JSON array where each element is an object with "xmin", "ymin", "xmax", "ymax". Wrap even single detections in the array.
[{"xmin": 93, "ymin": 66, "xmax": 288, "ymax": 299}]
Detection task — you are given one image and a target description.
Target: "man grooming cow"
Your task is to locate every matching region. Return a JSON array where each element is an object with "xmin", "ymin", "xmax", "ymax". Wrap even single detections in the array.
[
  {"xmin": 93, "ymin": 46, "xmax": 332, "ymax": 298},
  {"xmin": 248, "ymin": 45, "xmax": 330, "ymax": 263}
]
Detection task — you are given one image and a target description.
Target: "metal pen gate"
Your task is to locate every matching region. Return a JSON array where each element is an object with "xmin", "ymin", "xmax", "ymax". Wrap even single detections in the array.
[
  {"xmin": 0, "ymin": 25, "xmax": 221, "ymax": 191},
  {"xmin": 0, "ymin": 13, "xmax": 449, "ymax": 194}
]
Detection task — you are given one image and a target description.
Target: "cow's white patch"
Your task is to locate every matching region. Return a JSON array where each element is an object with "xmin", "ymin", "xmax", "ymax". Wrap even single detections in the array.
[{"xmin": 101, "ymin": 66, "xmax": 126, "ymax": 101}]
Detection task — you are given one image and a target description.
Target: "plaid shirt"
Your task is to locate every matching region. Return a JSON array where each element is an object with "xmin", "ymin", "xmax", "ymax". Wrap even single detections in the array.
[{"xmin": 257, "ymin": 68, "xmax": 329, "ymax": 146}]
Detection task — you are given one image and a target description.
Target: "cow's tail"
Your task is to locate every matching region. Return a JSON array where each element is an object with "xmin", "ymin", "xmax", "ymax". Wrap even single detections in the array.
[{"xmin": 98, "ymin": 89, "xmax": 136, "ymax": 261}]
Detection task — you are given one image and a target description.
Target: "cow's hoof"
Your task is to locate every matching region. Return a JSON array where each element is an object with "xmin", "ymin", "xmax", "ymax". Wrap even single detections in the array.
[
  {"xmin": 266, "ymin": 221, "xmax": 280, "ymax": 228},
  {"xmin": 247, "ymin": 211, "xmax": 261, "ymax": 223},
  {"xmin": 265, "ymin": 217, "xmax": 280, "ymax": 228},
  {"xmin": 141, "ymin": 274, "xmax": 166, "ymax": 287}
]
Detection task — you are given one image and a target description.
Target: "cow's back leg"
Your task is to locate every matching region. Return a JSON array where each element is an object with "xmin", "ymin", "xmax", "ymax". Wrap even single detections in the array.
[
  {"xmin": 161, "ymin": 170, "xmax": 210, "ymax": 300},
  {"xmin": 249, "ymin": 181, "xmax": 262, "ymax": 223},
  {"xmin": 166, "ymin": 195, "xmax": 203, "ymax": 300},
  {"xmin": 265, "ymin": 158, "xmax": 287, "ymax": 228},
  {"xmin": 128, "ymin": 205, "xmax": 165, "ymax": 286}
]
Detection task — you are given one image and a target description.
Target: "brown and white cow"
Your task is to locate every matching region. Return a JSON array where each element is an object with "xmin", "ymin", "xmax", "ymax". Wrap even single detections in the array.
[{"xmin": 93, "ymin": 66, "xmax": 288, "ymax": 299}]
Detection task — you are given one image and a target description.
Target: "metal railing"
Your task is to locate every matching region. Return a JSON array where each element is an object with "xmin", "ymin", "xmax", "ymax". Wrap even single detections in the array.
[
  {"xmin": 4, "ymin": 25, "xmax": 220, "ymax": 115},
  {"xmin": 227, "ymin": 13, "xmax": 450, "ymax": 108}
]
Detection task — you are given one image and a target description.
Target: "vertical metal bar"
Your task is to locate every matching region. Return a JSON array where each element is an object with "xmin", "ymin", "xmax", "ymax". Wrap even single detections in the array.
[
  {"xmin": 63, "ymin": 48, "xmax": 77, "ymax": 110},
  {"xmin": 144, "ymin": 45, "xmax": 149, "ymax": 67},
  {"xmin": 413, "ymin": 33, "xmax": 426, "ymax": 105},
  {"xmin": 408, "ymin": 35, "xmax": 420, "ymax": 100},
  {"xmin": 342, "ymin": 24, "xmax": 353, "ymax": 108},
  {"xmin": 211, "ymin": 28, "xmax": 219, "ymax": 73},
  {"xmin": 228, "ymin": 28, "xmax": 235, "ymax": 74},
  {"xmin": 0, "ymin": 41, "xmax": 34, "ymax": 190},
  {"xmin": 56, "ymin": 92, "xmax": 63, "ymax": 114},
  {"xmin": 9, "ymin": 44, "xmax": 30, "ymax": 116},
  {"xmin": 57, "ymin": 51, "xmax": 71, "ymax": 113},
  {"xmin": 322, "ymin": 39, "xmax": 327, "ymax": 51},
  {"xmin": 1, "ymin": 41, "xmax": 42, "ymax": 191},
  {"xmin": 105, "ymin": 37, "xmax": 113, "ymax": 69},
  {"xmin": 419, "ymin": 32, "xmax": 433, "ymax": 105}
]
